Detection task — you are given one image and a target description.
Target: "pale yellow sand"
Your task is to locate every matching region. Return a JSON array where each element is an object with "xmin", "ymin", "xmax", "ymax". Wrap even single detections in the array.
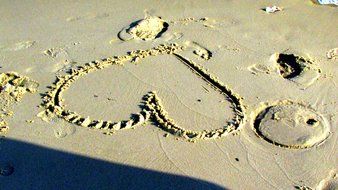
[{"xmin": 0, "ymin": 0, "xmax": 337, "ymax": 189}]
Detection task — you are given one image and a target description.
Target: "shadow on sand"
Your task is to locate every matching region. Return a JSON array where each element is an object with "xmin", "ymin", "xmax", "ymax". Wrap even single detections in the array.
[{"xmin": 0, "ymin": 138, "xmax": 227, "ymax": 190}]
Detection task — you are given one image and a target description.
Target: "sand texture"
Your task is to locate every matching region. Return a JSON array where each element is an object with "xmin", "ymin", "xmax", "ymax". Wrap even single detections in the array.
[{"xmin": 0, "ymin": 0, "xmax": 337, "ymax": 189}]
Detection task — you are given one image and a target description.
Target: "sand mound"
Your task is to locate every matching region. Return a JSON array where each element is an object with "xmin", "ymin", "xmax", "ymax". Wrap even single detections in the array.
[{"xmin": 118, "ymin": 16, "xmax": 169, "ymax": 41}]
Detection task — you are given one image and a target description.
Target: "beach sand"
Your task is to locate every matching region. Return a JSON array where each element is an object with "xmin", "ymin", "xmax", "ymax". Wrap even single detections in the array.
[{"xmin": 0, "ymin": 0, "xmax": 337, "ymax": 189}]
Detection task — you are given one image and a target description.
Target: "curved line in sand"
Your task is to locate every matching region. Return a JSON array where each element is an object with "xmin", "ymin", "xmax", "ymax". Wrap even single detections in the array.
[{"xmin": 41, "ymin": 43, "xmax": 247, "ymax": 142}]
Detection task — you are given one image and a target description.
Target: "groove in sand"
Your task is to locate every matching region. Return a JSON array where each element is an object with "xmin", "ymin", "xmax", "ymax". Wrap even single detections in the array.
[{"xmin": 41, "ymin": 43, "xmax": 247, "ymax": 141}]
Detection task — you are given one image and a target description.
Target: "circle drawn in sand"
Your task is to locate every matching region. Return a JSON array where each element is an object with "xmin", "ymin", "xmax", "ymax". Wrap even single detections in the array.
[
  {"xmin": 118, "ymin": 16, "xmax": 169, "ymax": 41},
  {"xmin": 252, "ymin": 101, "xmax": 330, "ymax": 149}
]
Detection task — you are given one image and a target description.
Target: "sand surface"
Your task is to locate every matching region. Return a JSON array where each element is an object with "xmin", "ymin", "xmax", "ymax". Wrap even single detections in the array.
[{"xmin": 0, "ymin": 0, "xmax": 337, "ymax": 189}]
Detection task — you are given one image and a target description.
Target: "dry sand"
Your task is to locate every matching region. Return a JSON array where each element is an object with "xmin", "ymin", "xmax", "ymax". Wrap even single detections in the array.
[{"xmin": 0, "ymin": 0, "xmax": 337, "ymax": 189}]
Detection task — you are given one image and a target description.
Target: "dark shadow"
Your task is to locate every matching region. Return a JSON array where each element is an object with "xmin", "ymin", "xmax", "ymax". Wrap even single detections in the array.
[
  {"xmin": 0, "ymin": 138, "xmax": 227, "ymax": 190},
  {"xmin": 155, "ymin": 21, "xmax": 169, "ymax": 39},
  {"xmin": 276, "ymin": 53, "xmax": 304, "ymax": 79}
]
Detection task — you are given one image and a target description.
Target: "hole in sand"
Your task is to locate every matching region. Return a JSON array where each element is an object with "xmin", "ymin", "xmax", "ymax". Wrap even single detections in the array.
[
  {"xmin": 306, "ymin": 118, "xmax": 317, "ymax": 126},
  {"xmin": 276, "ymin": 54, "xmax": 305, "ymax": 79}
]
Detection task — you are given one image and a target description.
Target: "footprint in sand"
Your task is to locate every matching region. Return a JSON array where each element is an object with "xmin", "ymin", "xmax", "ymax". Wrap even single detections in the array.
[
  {"xmin": 327, "ymin": 48, "xmax": 337, "ymax": 60},
  {"xmin": 169, "ymin": 17, "xmax": 218, "ymax": 28},
  {"xmin": 43, "ymin": 47, "xmax": 68, "ymax": 59},
  {"xmin": 0, "ymin": 41, "xmax": 35, "ymax": 52},
  {"xmin": 315, "ymin": 170, "xmax": 338, "ymax": 190},
  {"xmin": 118, "ymin": 14, "xmax": 213, "ymax": 61},
  {"xmin": 0, "ymin": 72, "xmax": 38, "ymax": 135},
  {"xmin": 251, "ymin": 100, "xmax": 331, "ymax": 149},
  {"xmin": 248, "ymin": 53, "xmax": 321, "ymax": 88},
  {"xmin": 52, "ymin": 122, "xmax": 76, "ymax": 139},
  {"xmin": 295, "ymin": 169, "xmax": 338, "ymax": 190},
  {"xmin": 117, "ymin": 14, "xmax": 217, "ymax": 43},
  {"xmin": 43, "ymin": 42, "xmax": 80, "ymax": 59},
  {"xmin": 184, "ymin": 41, "xmax": 212, "ymax": 60},
  {"xmin": 66, "ymin": 12, "xmax": 110, "ymax": 22}
]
